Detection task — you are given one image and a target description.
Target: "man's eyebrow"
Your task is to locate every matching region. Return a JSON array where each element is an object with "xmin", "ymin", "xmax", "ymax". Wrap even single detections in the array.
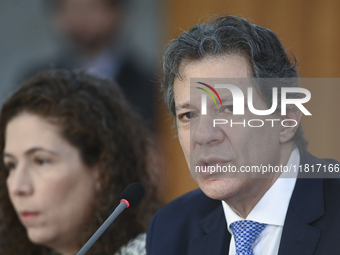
[
  {"xmin": 220, "ymin": 95, "xmax": 234, "ymax": 103},
  {"xmin": 175, "ymin": 102, "xmax": 191, "ymax": 111}
]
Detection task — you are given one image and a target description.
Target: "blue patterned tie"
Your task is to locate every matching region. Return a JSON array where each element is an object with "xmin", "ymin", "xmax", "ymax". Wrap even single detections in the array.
[{"xmin": 230, "ymin": 220, "xmax": 266, "ymax": 255}]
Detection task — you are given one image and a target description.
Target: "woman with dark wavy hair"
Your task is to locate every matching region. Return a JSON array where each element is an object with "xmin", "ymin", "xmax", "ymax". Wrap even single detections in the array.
[{"xmin": 0, "ymin": 70, "xmax": 161, "ymax": 255}]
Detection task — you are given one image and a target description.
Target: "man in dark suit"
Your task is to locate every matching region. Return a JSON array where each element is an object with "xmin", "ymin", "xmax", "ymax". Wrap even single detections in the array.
[
  {"xmin": 147, "ymin": 15, "xmax": 340, "ymax": 255},
  {"xmin": 21, "ymin": 0, "xmax": 156, "ymax": 126}
]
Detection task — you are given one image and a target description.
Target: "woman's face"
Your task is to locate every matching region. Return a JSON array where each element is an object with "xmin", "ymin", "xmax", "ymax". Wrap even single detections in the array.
[{"xmin": 3, "ymin": 112, "xmax": 99, "ymax": 253}]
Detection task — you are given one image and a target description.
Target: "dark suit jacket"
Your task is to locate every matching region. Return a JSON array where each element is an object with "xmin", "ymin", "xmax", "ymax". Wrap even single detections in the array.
[
  {"xmin": 146, "ymin": 152, "xmax": 340, "ymax": 255},
  {"xmin": 20, "ymin": 54, "xmax": 157, "ymax": 127}
]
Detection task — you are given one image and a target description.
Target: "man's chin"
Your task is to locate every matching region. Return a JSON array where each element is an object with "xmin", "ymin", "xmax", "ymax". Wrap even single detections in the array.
[{"xmin": 195, "ymin": 177, "xmax": 241, "ymax": 201}]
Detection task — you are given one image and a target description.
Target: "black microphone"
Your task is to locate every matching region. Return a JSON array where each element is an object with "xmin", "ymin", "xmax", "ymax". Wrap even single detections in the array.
[{"xmin": 76, "ymin": 183, "xmax": 145, "ymax": 255}]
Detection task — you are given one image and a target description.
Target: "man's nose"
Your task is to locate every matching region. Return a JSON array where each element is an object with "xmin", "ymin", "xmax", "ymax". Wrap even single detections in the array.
[
  {"xmin": 7, "ymin": 164, "xmax": 33, "ymax": 197},
  {"xmin": 192, "ymin": 115, "xmax": 225, "ymax": 146}
]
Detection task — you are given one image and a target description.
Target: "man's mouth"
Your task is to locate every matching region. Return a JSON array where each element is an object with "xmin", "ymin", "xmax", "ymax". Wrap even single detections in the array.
[
  {"xmin": 197, "ymin": 157, "xmax": 230, "ymax": 167},
  {"xmin": 191, "ymin": 156, "xmax": 237, "ymax": 178},
  {"xmin": 205, "ymin": 162, "xmax": 219, "ymax": 166}
]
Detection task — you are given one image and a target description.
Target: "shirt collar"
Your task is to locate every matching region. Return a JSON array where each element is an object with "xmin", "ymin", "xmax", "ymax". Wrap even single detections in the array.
[
  {"xmin": 78, "ymin": 45, "xmax": 124, "ymax": 78},
  {"xmin": 222, "ymin": 147, "xmax": 300, "ymax": 233}
]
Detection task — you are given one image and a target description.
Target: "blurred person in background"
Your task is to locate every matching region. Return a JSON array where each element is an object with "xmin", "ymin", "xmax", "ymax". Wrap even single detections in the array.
[
  {"xmin": 0, "ymin": 70, "xmax": 161, "ymax": 254},
  {"xmin": 21, "ymin": 0, "xmax": 157, "ymax": 126}
]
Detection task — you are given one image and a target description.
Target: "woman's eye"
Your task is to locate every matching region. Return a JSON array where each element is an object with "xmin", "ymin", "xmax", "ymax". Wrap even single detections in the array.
[
  {"xmin": 4, "ymin": 161, "xmax": 17, "ymax": 172},
  {"xmin": 34, "ymin": 158, "xmax": 50, "ymax": 166},
  {"xmin": 178, "ymin": 112, "xmax": 194, "ymax": 122}
]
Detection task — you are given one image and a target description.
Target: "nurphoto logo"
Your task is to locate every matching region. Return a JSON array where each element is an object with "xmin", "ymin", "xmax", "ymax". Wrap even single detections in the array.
[
  {"xmin": 195, "ymin": 80, "xmax": 312, "ymax": 128},
  {"xmin": 198, "ymin": 82, "xmax": 311, "ymax": 116}
]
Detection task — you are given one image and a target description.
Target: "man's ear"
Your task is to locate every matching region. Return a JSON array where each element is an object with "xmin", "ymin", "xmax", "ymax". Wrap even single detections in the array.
[{"xmin": 279, "ymin": 107, "xmax": 303, "ymax": 144}]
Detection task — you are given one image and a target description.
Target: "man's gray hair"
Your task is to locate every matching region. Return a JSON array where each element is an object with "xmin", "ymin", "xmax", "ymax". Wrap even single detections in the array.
[{"xmin": 161, "ymin": 15, "xmax": 307, "ymax": 151}]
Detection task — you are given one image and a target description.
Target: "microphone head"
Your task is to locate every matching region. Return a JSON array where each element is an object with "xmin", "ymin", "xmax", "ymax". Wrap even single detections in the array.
[{"xmin": 120, "ymin": 183, "xmax": 145, "ymax": 207}]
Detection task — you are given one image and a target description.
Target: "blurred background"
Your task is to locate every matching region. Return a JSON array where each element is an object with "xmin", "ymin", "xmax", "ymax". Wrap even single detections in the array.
[{"xmin": 1, "ymin": 0, "xmax": 339, "ymax": 203}]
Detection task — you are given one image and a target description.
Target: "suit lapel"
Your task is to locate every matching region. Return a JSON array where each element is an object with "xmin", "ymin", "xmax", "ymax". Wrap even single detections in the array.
[
  {"xmin": 188, "ymin": 204, "xmax": 231, "ymax": 255},
  {"xmin": 278, "ymin": 153, "xmax": 325, "ymax": 255}
]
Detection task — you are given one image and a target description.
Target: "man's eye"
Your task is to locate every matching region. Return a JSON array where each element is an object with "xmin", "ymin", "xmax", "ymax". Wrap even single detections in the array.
[
  {"xmin": 178, "ymin": 112, "xmax": 194, "ymax": 122},
  {"xmin": 223, "ymin": 105, "xmax": 233, "ymax": 113}
]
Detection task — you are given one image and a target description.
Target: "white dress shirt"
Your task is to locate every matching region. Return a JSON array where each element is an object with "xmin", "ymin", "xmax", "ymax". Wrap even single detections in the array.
[{"xmin": 222, "ymin": 147, "xmax": 300, "ymax": 255}]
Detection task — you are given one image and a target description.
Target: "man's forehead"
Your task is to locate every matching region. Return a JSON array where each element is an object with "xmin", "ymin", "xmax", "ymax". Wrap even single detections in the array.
[
  {"xmin": 173, "ymin": 55, "xmax": 257, "ymax": 110},
  {"xmin": 176, "ymin": 54, "xmax": 251, "ymax": 83},
  {"xmin": 174, "ymin": 78, "xmax": 257, "ymax": 99}
]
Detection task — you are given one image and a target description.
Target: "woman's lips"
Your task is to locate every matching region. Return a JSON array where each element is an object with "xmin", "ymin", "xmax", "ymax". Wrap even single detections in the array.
[{"xmin": 20, "ymin": 211, "xmax": 39, "ymax": 222}]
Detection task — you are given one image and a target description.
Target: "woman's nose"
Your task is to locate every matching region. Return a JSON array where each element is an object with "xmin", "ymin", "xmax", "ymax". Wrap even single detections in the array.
[{"xmin": 6, "ymin": 164, "xmax": 34, "ymax": 197}]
